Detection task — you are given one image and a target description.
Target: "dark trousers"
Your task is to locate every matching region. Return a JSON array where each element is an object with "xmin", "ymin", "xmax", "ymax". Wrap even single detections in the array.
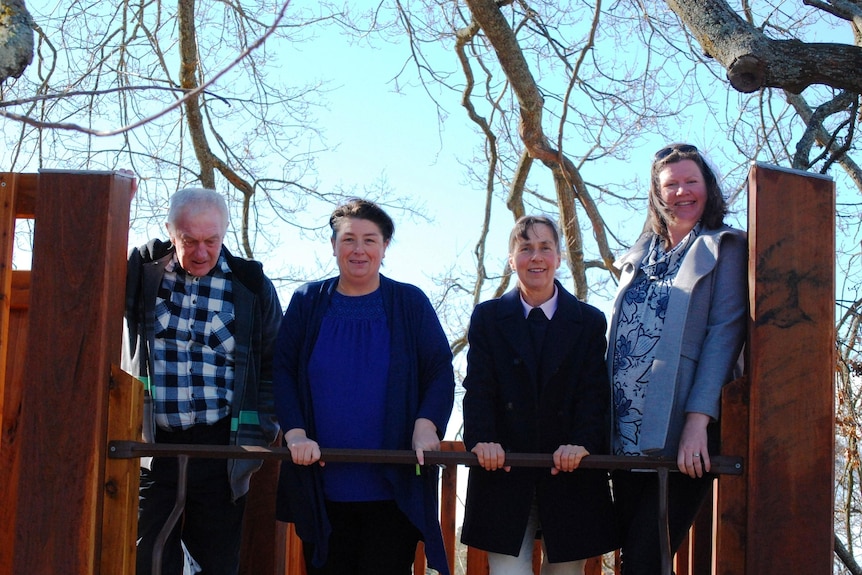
[
  {"xmin": 136, "ymin": 419, "xmax": 246, "ymax": 575},
  {"xmin": 303, "ymin": 500, "xmax": 422, "ymax": 575},
  {"xmin": 612, "ymin": 470, "xmax": 714, "ymax": 575}
]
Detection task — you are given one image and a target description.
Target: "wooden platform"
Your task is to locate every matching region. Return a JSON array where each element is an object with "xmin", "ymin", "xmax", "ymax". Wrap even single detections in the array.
[{"xmin": 0, "ymin": 164, "xmax": 837, "ymax": 574}]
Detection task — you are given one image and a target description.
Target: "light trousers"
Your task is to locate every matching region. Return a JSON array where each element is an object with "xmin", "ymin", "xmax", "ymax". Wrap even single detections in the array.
[{"xmin": 486, "ymin": 503, "xmax": 586, "ymax": 575}]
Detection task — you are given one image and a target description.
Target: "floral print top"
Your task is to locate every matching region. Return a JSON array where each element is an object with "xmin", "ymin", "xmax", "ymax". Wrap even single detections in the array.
[{"xmin": 612, "ymin": 223, "xmax": 702, "ymax": 455}]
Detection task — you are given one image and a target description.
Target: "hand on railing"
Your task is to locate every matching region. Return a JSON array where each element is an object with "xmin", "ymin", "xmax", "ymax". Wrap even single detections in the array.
[
  {"xmin": 471, "ymin": 442, "xmax": 510, "ymax": 472},
  {"xmin": 107, "ymin": 441, "xmax": 744, "ymax": 475},
  {"xmin": 283, "ymin": 428, "xmax": 323, "ymax": 467},
  {"xmin": 677, "ymin": 413, "xmax": 711, "ymax": 478},
  {"xmin": 412, "ymin": 418, "xmax": 440, "ymax": 466},
  {"xmin": 551, "ymin": 444, "xmax": 589, "ymax": 475}
]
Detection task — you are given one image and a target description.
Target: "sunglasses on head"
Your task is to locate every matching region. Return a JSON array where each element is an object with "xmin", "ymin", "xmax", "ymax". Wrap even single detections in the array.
[{"xmin": 654, "ymin": 144, "xmax": 699, "ymax": 161}]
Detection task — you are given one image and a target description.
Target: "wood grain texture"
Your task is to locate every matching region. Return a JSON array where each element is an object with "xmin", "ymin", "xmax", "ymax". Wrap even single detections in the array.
[
  {"xmin": 10, "ymin": 172, "xmax": 132, "ymax": 574},
  {"xmin": 746, "ymin": 163, "xmax": 834, "ymax": 574}
]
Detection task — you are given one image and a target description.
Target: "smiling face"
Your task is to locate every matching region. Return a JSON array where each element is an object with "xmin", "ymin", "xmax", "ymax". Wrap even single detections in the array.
[
  {"xmin": 657, "ymin": 158, "xmax": 708, "ymax": 246},
  {"xmin": 509, "ymin": 222, "xmax": 561, "ymax": 307},
  {"xmin": 331, "ymin": 217, "xmax": 389, "ymax": 295},
  {"xmin": 167, "ymin": 205, "xmax": 226, "ymax": 277}
]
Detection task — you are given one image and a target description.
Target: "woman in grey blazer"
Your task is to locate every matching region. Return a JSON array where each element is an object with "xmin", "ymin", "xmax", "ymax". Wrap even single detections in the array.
[{"xmin": 607, "ymin": 144, "xmax": 747, "ymax": 575}]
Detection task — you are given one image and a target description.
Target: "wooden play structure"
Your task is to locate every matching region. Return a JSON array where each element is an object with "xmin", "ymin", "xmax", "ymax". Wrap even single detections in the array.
[{"xmin": 0, "ymin": 164, "xmax": 836, "ymax": 574}]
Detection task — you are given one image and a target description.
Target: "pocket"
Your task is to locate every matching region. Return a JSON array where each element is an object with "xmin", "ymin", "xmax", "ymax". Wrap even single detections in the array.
[{"xmin": 205, "ymin": 310, "xmax": 236, "ymax": 353}]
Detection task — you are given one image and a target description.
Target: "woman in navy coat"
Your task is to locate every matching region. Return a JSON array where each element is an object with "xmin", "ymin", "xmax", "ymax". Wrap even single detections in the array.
[{"xmin": 461, "ymin": 216, "xmax": 618, "ymax": 574}]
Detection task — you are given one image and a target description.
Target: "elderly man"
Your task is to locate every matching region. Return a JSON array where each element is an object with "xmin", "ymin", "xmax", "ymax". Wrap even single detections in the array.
[{"xmin": 123, "ymin": 188, "xmax": 282, "ymax": 575}]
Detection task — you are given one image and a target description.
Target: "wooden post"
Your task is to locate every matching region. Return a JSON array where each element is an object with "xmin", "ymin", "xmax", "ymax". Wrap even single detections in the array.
[
  {"xmin": 9, "ymin": 171, "xmax": 133, "ymax": 574},
  {"xmin": 716, "ymin": 376, "xmax": 750, "ymax": 575},
  {"xmin": 440, "ymin": 439, "xmax": 464, "ymax": 575},
  {"xmin": 102, "ymin": 366, "xmax": 143, "ymax": 574},
  {"xmin": 745, "ymin": 162, "xmax": 835, "ymax": 573},
  {"xmin": 240, "ymin": 458, "xmax": 282, "ymax": 574},
  {"xmin": 0, "ymin": 172, "xmax": 30, "ymax": 574}
]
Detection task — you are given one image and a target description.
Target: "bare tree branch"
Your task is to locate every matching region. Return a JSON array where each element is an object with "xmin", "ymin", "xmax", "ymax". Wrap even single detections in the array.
[
  {"xmin": 665, "ymin": 0, "xmax": 862, "ymax": 93},
  {"xmin": 0, "ymin": 0, "xmax": 290, "ymax": 139}
]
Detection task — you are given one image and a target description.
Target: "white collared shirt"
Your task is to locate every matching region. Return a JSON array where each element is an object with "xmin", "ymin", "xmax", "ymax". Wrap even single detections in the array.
[{"xmin": 519, "ymin": 284, "xmax": 559, "ymax": 319}]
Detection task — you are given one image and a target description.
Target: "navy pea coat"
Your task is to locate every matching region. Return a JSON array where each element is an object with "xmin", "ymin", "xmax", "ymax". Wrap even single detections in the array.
[{"xmin": 460, "ymin": 281, "xmax": 618, "ymax": 562}]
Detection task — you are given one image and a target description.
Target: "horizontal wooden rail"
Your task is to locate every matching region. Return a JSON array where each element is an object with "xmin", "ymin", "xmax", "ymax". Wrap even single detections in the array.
[
  {"xmin": 110, "ymin": 441, "xmax": 743, "ymax": 575},
  {"xmin": 108, "ymin": 441, "xmax": 743, "ymax": 475}
]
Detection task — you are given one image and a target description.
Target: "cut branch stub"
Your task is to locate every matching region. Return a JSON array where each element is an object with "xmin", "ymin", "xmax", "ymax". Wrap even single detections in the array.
[{"xmin": 727, "ymin": 54, "xmax": 766, "ymax": 93}]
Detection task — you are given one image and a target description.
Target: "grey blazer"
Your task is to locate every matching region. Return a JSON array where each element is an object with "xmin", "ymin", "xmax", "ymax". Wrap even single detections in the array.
[{"xmin": 607, "ymin": 225, "xmax": 748, "ymax": 455}]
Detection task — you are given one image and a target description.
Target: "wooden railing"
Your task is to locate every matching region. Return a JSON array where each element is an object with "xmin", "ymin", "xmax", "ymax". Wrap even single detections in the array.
[{"xmin": 109, "ymin": 439, "xmax": 742, "ymax": 575}]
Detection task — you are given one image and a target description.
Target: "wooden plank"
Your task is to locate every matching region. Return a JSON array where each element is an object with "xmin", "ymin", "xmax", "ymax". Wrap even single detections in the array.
[
  {"xmin": 276, "ymin": 521, "xmax": 288, "ymax": 575},
  {"xmin": 689, "ymin": 483, "xmax": 714, "ymax": 575},
  {"xmin": 0, "ymin": 302, "xmax": 29, "ymax": 571},
  {"xmin": 716, "ymin": 376, "xmax": 749, "ymax": 575},
  {"xmin": 531, "ymin": 540, "xmax": 541, "ymax": 573},
  {"xmin": 414, "ymin": 542, "xmax": 427, "ymax": 574},
  {"xmin": 440, "ymin": 440, "xmax": 464, "ymax": 575},
  {"xmin": 240, "ymin": 457, "xmax": 281, "ymax": 575},
  {"xmin": 283, "ymin": 522, "xmax": 305, "ymax": 575},
  {"xmin": 10, "ymin": 270, "xmax": 30, "ymax": 310},
  {"xmin": 746, "ymin": 163, "xmax": 834, "ymax": 574},
  {"xmin": 11, "ymin": 171, "xmax": 132, "ymax": 574},
  {"xmin": 0, "ymin": 172, "xmax": 26, "ymax": 574},
  {"xmin": 0, "ymin": 172, "xmax": 36, "ymax": 218},
  {"xmin": 101, "ymin": 366, "xmax": 143, "ymax": 575},
  {"xmin": 585, "ymin": 556, "xmax": 603, "ymax": 575},
  {"xmin": 466, "ymin": 545, "xmax": 489, "ymax": 575},
  {"xmin": 0, "ymin": 174, "xmax": 18, "ymax": 398},
  {"xmin": 675, "ymin": 533, "xmax": 690, "ymax": 575}
]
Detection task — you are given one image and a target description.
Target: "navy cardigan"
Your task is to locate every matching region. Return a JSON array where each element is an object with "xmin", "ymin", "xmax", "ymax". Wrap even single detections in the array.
[{"xmin": 273, "ymin": 275, "xmax": 455, "ymax": 574}]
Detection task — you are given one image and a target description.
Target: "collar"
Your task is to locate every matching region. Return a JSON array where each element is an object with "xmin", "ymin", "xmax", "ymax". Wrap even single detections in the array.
[{"xmin": 519, "ymin": 284, "xmax": 559, "ymax": 319}]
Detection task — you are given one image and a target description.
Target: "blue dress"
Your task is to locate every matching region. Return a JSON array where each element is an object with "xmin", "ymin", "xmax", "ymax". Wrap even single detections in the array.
[{"xmin": 308, "ymin": 289, "xmax": 392, "ymax": 501}]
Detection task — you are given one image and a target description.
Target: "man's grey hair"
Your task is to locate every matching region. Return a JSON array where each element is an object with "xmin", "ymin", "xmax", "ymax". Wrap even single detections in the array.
[{"xmin": 166, "ymin": 188, "xmax": 229, "ymax": 233}]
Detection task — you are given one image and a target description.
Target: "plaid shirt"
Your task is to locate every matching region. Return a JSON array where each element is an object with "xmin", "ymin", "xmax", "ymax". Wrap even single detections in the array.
[{"xmin": 152, "ymin": 254, "xmax": 236, "ymax": 431}]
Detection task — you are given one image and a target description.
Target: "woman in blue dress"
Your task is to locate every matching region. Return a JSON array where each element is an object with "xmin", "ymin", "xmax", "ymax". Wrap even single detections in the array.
[{"xmin": 273, "ymin": 198, "xmax": 455, "ymax": 575}]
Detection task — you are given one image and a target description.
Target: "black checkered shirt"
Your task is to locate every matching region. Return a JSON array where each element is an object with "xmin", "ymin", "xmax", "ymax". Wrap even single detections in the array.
[{"xmin": 152, "ymin": 254, "xmax": 236, "ymax": 431}]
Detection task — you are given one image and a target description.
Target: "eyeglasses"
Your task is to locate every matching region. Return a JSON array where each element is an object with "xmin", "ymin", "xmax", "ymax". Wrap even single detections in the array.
[{"xmin": 654, "ymin": 144, "xmax": 699, "ymax": 161}]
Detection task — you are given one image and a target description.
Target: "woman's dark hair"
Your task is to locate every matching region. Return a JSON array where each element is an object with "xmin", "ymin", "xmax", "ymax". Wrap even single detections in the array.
[
  {"xmin": 329, "ymin": 198, "xmax": 395, "ymax": 242},
  {"xmin": 647, "ymin": 143, "xmax": 728, "ymax": 243},
  {"xmin": 508, "ymin": 215, "xmax": 561, "ymax": 254}
]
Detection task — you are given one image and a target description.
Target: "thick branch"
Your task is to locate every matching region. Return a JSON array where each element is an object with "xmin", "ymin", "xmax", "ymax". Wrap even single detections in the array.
[
  {"xmin": 786, "ymin": 91, "xmax": 862, "ymax": 192},
  {"xmin": 0, "ymin": 0, "xmax": 33, "ymax": 81},
  {"xmin": 178, "ymin": 0, "xmax": 215, "ymax": 188},
  {"xmin": 465, "ymin": 0, "xmax": 617, "ymax": 297},
  {"xmin": 666, "ymin": 0, "xmax": 862, "ymax": 94},
  {"xmin": 835, "ymin": 534, "xmax": 862, "ymax": 575},
  {"xmin": 455, "ymin": 18, "xmax": 499, "ymax": 305},
  {"xmin": 464, "ymin": 0, "xmax": 547, "ymax": 150}
]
